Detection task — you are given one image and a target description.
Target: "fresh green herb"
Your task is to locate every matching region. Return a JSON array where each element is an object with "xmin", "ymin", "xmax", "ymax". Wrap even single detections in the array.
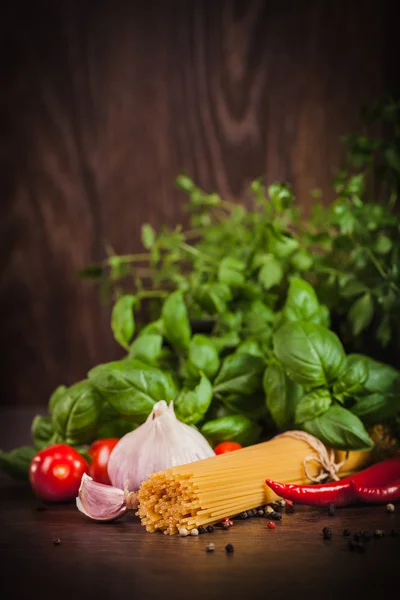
[{"xmin": 3, "ymin": 101, "xmax": 400, "ymax": 479}]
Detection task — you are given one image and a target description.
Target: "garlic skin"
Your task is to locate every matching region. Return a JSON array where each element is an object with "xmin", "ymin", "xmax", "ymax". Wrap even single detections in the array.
[
  {"xmin": 76, "ymin": 473, "xmax": 127, "ymax": 522},
  {"xmin": 107, "ymin": 400, "xmax": 215, "ymax": 491}
]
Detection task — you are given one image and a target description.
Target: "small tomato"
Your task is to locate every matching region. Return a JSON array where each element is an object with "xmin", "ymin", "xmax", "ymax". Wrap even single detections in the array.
[
  {"xmin": 88, "ymin": 438, "xmax": 119, "ymax": 485},
  {"xmin": 214, "ymin": 441, "xmax": 243, "ymax": 455},
  {"xmin": 29, "ymin": 444, "xmax": 88, "ymax": 502}
]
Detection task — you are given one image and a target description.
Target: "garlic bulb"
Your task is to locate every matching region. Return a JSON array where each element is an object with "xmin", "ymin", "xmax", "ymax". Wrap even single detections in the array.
[{"xmin": 108, "ymin": 400, "xmax": 215, "ymax": 491}]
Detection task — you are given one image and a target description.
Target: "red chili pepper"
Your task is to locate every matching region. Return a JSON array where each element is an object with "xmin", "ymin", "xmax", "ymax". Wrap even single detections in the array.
[
  {"xmin": 350, "ymin": 478, "xmax": 400, "ymax": 504},
  {"xmin": 265, "ymin": 456, "xmax": 400, "ymax": 507}
]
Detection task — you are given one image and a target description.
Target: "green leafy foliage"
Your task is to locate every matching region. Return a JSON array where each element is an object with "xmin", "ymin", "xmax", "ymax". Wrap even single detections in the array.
[{"xmin": 3, "ymin": 102, "xmax": 400, "ymax": 480}]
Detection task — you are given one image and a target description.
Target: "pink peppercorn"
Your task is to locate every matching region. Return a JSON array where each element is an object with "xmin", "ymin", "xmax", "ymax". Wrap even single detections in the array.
[{"xmin": 267, "ymin": 521, "xmax": 276, "ymax": 529}]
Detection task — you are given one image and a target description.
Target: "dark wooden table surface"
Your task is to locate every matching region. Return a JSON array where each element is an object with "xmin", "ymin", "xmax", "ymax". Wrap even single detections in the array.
[{"xmin": 1, "ymin": 410, "xmax": 399, "ymax": 600}]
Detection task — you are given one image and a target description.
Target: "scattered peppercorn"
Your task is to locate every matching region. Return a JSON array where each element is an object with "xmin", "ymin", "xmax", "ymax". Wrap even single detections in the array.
[
  {"xmin": 239, "ymin": 511, "xmax": 248, "ymax": 520},
  {"xmin": 207, "ymin": 525, "xmax": 214, "ymax": 533},
  {"xmin": 386, "ymin": 503, "xmax": 395, "ymax": 513},
  {"xmin": 222, "ymin": 521, "xmax": 230, "ymax": 530},
  {"xmin": 265, "ymin": 506, "xmax": 274, "ymax": 515},
  {"xmin": 228, "ymin": 519, "xmax": 234, "ymax": 527},
  {"xmin": 285, "ymin": 501, "xmax": 294, "ymax": 514},
  {"xmin": 361, "ymin": 531, "xmax": 372, "ymax": 542},
  {"xmin": 322, "ymin": 527, "xmax": 332, "ymax": 540},
  {"xmin": 36, "ymin": 505, "xmax": 46, "ymax": 512},
  {"xmin": 225, "ymin": 543, "xmax": 234, "ymax": 554},
  {"xmin": 267, "ymin": 521, "xmax": 276, "ymax": 529},
  {"xmin": 257, "ymin": 509, "xmax": 265, "ymax": 517},
  {"xmin": 343, "ymin": 529, "xmax": 351, "ymax": 537},
  {"xmin": 390, "ymin": 529, "xmax": 398, "ymax": 537},
  {"xmin": 374, "ymin": 529, "xmax": 385, "ymax": 538},
  {"xmin": 277, "ymin": 499, "xmax": 286, "ymax": 507},
  {"xmin": 256, "ymin": 506, "xmax": 266, "ymax": 512},
  {"xmin": 179, "ymin": 528, "xmax": 189, "ymax": 537},
  {"xmin": 270, "ymin": 511, "xmax": 282, "ymax": 521},
  {"xmin": 191, "ymin": 529, "xmax": 199, "ymax": 536},
  {"xmin": 269, "ymin": 502, "xmax": 280, "ymax": 511},
  {"xmin": 198, "ymin": 526, "xmax": 206, "ymax": 534},
  {"xmin": 53, "ymin": 538, "xmax": 61, "ymax": 545},
  {"xmin": 328, "ymin": 504, "xmax": 336, "ymax": 516},
  {"xmin": 249, "ymin": 509, "xmax": 257, "ymax": 517},
  {"xmin": 205, "ymin": 543, "xmax": 215, "ymax": 553}
]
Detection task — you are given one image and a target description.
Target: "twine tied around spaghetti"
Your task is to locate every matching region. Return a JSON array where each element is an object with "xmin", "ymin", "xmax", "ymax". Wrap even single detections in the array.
[{"xmin": 274, "ymin": 431, "xmax": 349, "ymax": 483}]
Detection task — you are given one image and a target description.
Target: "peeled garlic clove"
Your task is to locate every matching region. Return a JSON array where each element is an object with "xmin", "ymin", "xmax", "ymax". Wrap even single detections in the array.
[{"xmin": 76, "ymin": 473, "xmax": 127, "ymax": 522}]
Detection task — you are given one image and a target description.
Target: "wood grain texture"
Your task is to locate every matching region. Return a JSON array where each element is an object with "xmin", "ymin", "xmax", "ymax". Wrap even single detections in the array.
[
  {"xmin": 0, "ymin": 0, "xmax": 396, "ymax": 407},
  {"xmin": 1, "ymin": 474, "xmax": 399, "ymax": 600}
]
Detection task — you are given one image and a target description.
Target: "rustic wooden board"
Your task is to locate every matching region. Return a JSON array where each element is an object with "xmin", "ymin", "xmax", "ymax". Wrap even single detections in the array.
[{"xmin": 0, "ymin": 0, "xmax": 396, "ymax": 407}]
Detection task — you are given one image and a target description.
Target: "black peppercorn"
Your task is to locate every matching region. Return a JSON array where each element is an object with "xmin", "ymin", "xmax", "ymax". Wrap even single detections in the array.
[
  {"xmin": 328, "ymin": 504, "xmax": 336, "ymax": 516},
  {"xmin": 225, "ymin": 544, "xmax": 234, "ymax": 554},
  {"xmin": 342, "ymin": 529, "xmax": 351, "ymax": 537},
  {"xmin": 198, "ymin": 526, "xmax": 206, "ymax": 534},
  {"xmin": 257, "ymin": 509, "xmax": 264, "ymax": 517},
  {"xmin": 239, "ymin": 511, "xmax": 248, "ymax": 520},
  {"xmin": 322, "ymin": 527, "xmax": 332, "ymax": 540},
  {"xmin": 53, "ymin": 538, "xmax": 61, "ymax": 546},
  {"xmin": 248, "ymin": 509, "xmax": 257, "ymax": 517},
  {"xmin": 269, "ymin": 502, "xmax": 280, "ymax": 511},
  {"xmin": 270, "ymin": 511, "xmax": 282, "ymax": 521},
  {"xmin": 207, "ymin": 525, "xmax": 214, "ymax": 533}
]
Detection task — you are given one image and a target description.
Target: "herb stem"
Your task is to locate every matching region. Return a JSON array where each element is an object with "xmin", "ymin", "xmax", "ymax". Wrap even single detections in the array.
[
  {"xmin": 179, "ymin": 243, "xmax": 217, "ymax": 264},
  {"xmin": 105, "ymin": 253, "xmax": 150, "ymax": 264}
]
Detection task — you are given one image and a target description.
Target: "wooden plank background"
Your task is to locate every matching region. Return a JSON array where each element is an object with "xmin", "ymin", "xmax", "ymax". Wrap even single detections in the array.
[{"xmin": 0, "ymin": 0, "xmax": 397, "ymax": 407}]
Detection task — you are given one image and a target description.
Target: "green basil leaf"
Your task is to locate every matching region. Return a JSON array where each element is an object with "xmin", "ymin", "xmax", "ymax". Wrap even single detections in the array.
[
  {"xmin": 218, "ymin": 257, "xmax": 246, "ymax": 287},
  {"xmin": 236, "ymin": 339, "xmax": 264, "ymax": 358},
  {"xmin": 222, "ymin": 392, "xmax": 268, "ymax": 420},
  {"xmin": 353, "ymin": 392, "xmax": 400, "ymax": 424},
  {"xmin": 138, "ymin": 319, "xmax": 164, "ymax": 337},
  {"xmin": 348, "ymin": 293, "xmax": 374, "ymax": 336},
  {"xmin": 273, "ymin": 321, "xmax": 346, "ymax": 387},
  {"xmin": 88, "ymin": 359, "xmax": 178, "ymax": 423},
  {"xmin": 210, "ymin": 332, "xmax": 241, "ymax": 352},
  {"xmin": 318, "ymin": 304, "xmax": 331, "ymax": 329},
  {"xmin": 0, "ymin": 446, "xmax": 37, "ymax": 480},
  {"xmin": 295, "ymin": 388, "xmax": 332, "ymax": 425},
  {"xmin": 129, "ymin": 334, "xmax": 163, "ymax": 365},
  {"xmin": 194, "ymin": 282, "xmax": 232, "ymax": 314},
  {"xmin": 175, "ymin": 375, "xmax": 213, "ymax": 425},
  {"xmin": 162, "ymin": 291, "xmax": 191, "ymax": 352},
  {"xmin": 31, "ymin": 416, "xmax": 54, "ymax": 450},
  {"xmin": 374, "ymin": 235, "xmax": 392, "ymax": 255},
  {"xmin": 290, "ymin": 250, "xmax": 313, "ymax": 271},
  {"xmin": 111, "ymin": 294, "xmax": 136, "ymax": 350},
  {"xmin": 333, "ymin": 355, "xmax": 369, "ymax": 398},
  {"xmin": 141, "ymin": 223, "xmax": 156, "ymax": 249},
  {"xmin": 201, "ymin": 415, "xmax": 261, "ymax": 446},
  {"xmin": 48, "ymin": 385, "xmax": 67, "ymax": 415},
  {"xmin": 302, "ymin": 405, "xmax": 374, "ymax": 450},
  {"xmin": 213, "ymin": 353, "xmax": 265, "ymax": 396},
  {"xmin": 258, "ymin": 255, "xmax": 283, "ymax": 290},
  {"xmin": 340, "ymin": 278, "xmax": 368, "ymax": 298},
  {"xmin": 282, "ymin": 278, "xmax": 321, "ymax": 324},
  {"xmin": 263, "ymin": 363, "xmax": 303, "ymax": 429},
  {"xmin": 187, "ymin": 335, "xmax": 220, "ymax": 379},
  {"xmin": 52, "ymin": 380, "xmax": 102, "ymax": 445},
  {"xmin": 352, "ymin": 355, "xmax": 400, "ymax": 395},
  {"xmin": 266, "ymin": 227, "xmax": 299, "ymax": 258}
]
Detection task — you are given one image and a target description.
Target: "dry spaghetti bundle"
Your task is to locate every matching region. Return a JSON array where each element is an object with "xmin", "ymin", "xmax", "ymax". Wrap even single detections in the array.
[{"xmin": 137, "ymin": 433, "xmax": 371, "ymax": 535}]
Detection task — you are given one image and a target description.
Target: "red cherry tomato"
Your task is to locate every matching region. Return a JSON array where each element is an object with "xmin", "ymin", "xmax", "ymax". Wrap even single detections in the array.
[
  {"xmin": 88, "ymin": 438, "xmax": 119, "ymax": 485},
  {"xmin": 214, "ymin": 441, "xmax": 243, "ymax": 455},
  {"xmin": 29, "ymin": 444, "xmax": 88, "ymax": 502}
]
